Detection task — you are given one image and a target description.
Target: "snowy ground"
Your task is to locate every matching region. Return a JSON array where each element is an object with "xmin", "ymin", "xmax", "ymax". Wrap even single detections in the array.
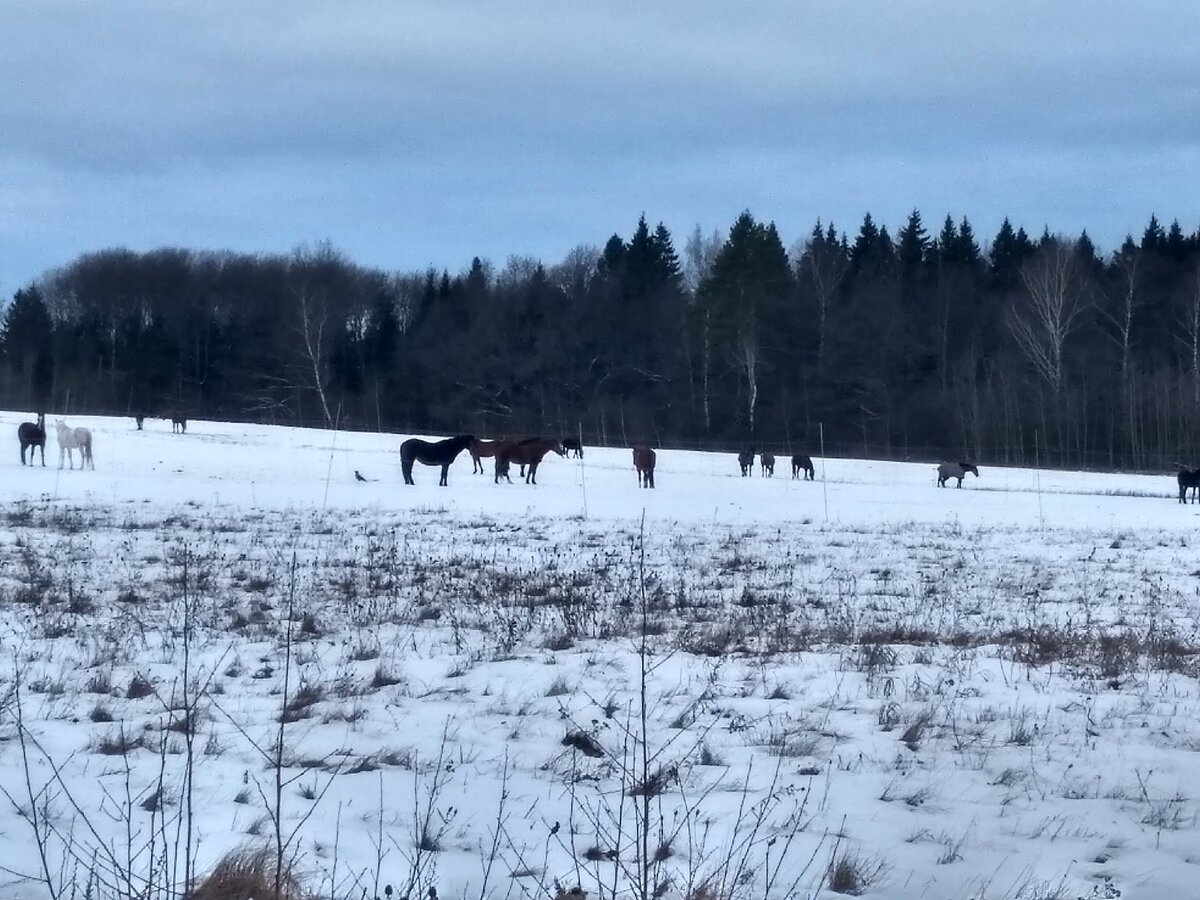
[{"xmin": 0, "ymin": 411, "xmax": 1198, "ymax": 900}]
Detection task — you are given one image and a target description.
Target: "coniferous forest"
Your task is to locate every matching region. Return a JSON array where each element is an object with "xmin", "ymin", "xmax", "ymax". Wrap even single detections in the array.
[{"xmin": 4, "ymin": 210, "xmax": 1200, "ymax": 470}]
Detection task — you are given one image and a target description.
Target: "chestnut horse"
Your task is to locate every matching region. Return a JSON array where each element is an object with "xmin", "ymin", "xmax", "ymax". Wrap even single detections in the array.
[
  {"xmin": 633, "ymin": 447, "xmax": 656, "ymax": 488},
  {"xmin": 494, "ymin": 437, "xmax": 565, "ymax": 485},
  {"xmin": 469, "ymin": 438, "xmax": 505, "ymax": 474},
  {"xmin": 400, "ymin": 434, "xmax": 476, "ymax": 486}
]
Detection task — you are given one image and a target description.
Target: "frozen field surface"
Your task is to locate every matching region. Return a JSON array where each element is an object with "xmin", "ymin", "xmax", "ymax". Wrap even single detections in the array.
[{"xmin": 0, "ymin": 412, "xmax": 1198, "ymax": 900}]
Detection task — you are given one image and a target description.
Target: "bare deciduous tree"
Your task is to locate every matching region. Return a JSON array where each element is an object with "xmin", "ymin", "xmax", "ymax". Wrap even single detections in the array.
[{"xmin": 1008, "ymin": 238, "xmax": 1089, "ymax": 395}]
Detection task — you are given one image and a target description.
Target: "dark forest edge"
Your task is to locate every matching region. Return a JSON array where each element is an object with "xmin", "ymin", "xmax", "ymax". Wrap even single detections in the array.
[{"xmin": 3, "ymin": 210, "xmax": 1200, "ymax": 472}]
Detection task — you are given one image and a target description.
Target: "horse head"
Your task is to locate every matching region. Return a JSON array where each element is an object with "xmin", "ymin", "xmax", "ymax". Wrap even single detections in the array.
[{"xmin": 552, "ymin": 440, "xmax": 566, "ymax": 457}]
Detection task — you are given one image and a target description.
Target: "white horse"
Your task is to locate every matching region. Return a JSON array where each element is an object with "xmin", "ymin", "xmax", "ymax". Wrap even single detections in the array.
[{"xmin": 55, "ymin": 419, "xmax": 94, "ymax": 470}]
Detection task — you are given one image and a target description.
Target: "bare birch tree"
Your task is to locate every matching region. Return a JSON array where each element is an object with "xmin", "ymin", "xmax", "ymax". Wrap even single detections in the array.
[{"xmin": 1008, "ymin": 238, "xmax": 1088, "ymax": 395}]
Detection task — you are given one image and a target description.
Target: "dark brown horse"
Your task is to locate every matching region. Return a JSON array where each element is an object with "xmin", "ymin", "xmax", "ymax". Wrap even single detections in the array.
[
  {"xmin": 171, "ymin": 415, "xmax": 187, "ymax": 433},
  {"xmin": 18, "ymin": 413, "xmax": 46, "ymax": 466},
  {"xmin": 1178, "ymin": 467, "xmax": 1200, "ymax": 503},
  {"xmin": 633, "ymin": 447, "xmax": 656, "ymax": 488},
  {"xmin": 400, "ymin": 434, "xmax": 476, "ymax": 486},
  {"xmin": 494, "ymin": 438, "xmax": 565, "ymax": 485},
  {"xmin": 791, "ymin": 453, "xmax": 814, "ymax": 480},
  {"xmin": 562, "ymin": 438, "xmax": 584, "ymax": 458},
  {"xmin": 469, "ymin": 438, "xmax": 505, "ymax": 474},
  {"xmin": 738, "ymin": 447, "xmax": 755, "ymax": 477},
  {"xmin": 760, "ymin": 452, "xmax": 775, "ymax": 477}
]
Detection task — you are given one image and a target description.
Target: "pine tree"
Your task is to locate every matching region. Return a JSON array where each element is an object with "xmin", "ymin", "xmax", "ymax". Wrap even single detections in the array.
[{"xmin": 1, "ymin": 284, "xmax": 54, "ymax": 407}]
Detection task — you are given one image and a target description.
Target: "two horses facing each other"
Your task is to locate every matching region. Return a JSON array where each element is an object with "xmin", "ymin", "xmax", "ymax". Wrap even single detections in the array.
[{"xmin": 937, "ymin": 461, "xmax": 979, "ymax": 488}]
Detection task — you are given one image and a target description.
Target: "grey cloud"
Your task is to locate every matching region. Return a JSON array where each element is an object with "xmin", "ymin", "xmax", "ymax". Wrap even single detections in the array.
[{"xmin": 2, "ymin": 1, "xmax": 1199, "ymax": 291}]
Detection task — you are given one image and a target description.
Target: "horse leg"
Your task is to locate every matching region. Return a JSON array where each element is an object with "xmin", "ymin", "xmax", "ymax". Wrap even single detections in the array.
[
  {"xmin": 439, "ymin": 464, "xmax": 449, "ymax": 487},
  {"xmin": 402, "ymin": 459, "xmax": 415, "ymax": 485},
  {"xmin": 527, "ymin": 462, "xmax": 537, "ymax": 484},
  {"xmin": 20, "ymin": 443, "xmax": 25, "ymax": 466}
]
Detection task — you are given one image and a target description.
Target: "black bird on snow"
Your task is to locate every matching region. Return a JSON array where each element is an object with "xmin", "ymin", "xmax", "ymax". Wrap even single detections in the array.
[{"xmin": 355, "ymin": 470, "xmax": 368, "ymax": 482}]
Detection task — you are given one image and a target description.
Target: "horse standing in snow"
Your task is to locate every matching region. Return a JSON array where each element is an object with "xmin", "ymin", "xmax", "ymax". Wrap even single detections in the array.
[
  {"xmin": 936, "ymin": 461, "xmax": 978, "ymax": 488},
  {"xmin": 18, "ymin": 412, "xmax": 46, "ymax": 466},
  {"xmin": 760, "ymin": 452, "xmax": 775, "ymax": 476},
  {"xmin": 56, "ymin": 419, "xmax": 94, "ymax": 470},
  {"xmin": 633, "ymin": 447, "xmax": 656, "ymax": 488}
]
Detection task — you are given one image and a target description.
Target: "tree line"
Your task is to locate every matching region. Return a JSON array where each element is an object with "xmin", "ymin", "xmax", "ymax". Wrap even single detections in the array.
[{"xmin": 4, "ymin": 210, "xmax": 1200, "ymax": 470}]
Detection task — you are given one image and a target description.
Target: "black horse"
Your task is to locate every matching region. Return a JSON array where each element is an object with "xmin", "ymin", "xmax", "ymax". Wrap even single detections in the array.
[
  {"xmin": 400, "ymin": 434, "xmax": 476, "ymax": 486},
  {"xmin": 792, "ymin": 453, "xmax": 814, "ymax": 481},
  {"xmin": 18, "ymin": 412, "xmax": 46, "ymax": 466},
  {"xmin": 561, "ymin": 437, "xmax": 584, "ymax": 458},
  {"xmin": 738, "ymin": 447, "xmax": 755, "ymax": 477},
  {"xmin": 1178, "ymin": 467, "xmax": 1200, "ymax": 504}
]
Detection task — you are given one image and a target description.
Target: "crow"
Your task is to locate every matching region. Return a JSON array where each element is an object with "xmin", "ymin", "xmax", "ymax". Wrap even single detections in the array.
[{"xmin": 355, "ymin": 470, "xmax": 368, "ymax": 482}]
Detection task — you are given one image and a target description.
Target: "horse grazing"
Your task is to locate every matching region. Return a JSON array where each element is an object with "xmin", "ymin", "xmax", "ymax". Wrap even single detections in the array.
[
  {"xmin": 400, "ymin": 434, "xmax": 475, "ymax": 486},
  {"xmin": 562, "ymin": 438, "xmax": 584, "ymax": 459},
  {"xmin": 495, "ymin": 438, "xmax": 565, "ymax": 485},
  {"xmin": 18, "ymin": 413, "xmax": 46, "ymax": 466},
  {"xmin": 1177, "ymin": 468, "xmax": 1200, "ymax": 503},
  {"xmin": 937, "ymin": 461, "xmax": 979, "ymax": 488},
  {"xmin": 738, "ymin": 447, "xmax": 755, "ymax": 477},
  {"xmin": 633, "ymin": 447, "xmax": 656, "ymax": 488},
  {"xmin": 791, "ymin": 454, "xmax": 814, "ymax": 481},
  {"xmin": 760, "ymin": 452, "xmax": 775, "ymax": 477},
  {"xmin": 469, "ymin": 438, "xmax": 505, "ymax": 474},
  {"xmin": 55, "ymin": 419, "xmax": 94, "ymax": 470}
]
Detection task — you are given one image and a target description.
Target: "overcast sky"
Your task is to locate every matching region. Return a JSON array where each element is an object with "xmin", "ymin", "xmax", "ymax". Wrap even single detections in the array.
[{"xmin": 2, "ymin": 1, "xmax": 1198, "ymax": 293}]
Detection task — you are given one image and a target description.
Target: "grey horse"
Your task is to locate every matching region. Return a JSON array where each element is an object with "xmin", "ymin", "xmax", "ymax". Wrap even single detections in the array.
[{"xmin": 937, "ymin": 461, "xmax": 979, "ymax": 488}]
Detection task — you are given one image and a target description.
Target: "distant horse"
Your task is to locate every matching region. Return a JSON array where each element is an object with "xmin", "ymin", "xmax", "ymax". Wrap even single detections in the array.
[
  {"xmin": 760, "ymin": 452, "xmax": 775, "ymax": 477},
  {"xmin": 791, "ymin": 454, "xmax": 814, "ymax": 481},
  {"xmin": 633, "ymin": 447, "xmax": 656, "ymax": 488},
  {"xmin": 55, "ymin": 419, "xmax": 94, "ymax": 470},
  {"xmin": 400, "ymin": 434, "xmax": 475, "ymax": 486},
  {"xmin": 562, "ymin": 438, "xmax": 584, "ymax": 459},
  {"xmin": 18, "ymin": 413, "xmax": 46, "ymax": 466},
  {"xmin": 937, "ymin": 461, "xmax": 979, "ymax": 488},
  {"xmin": 469, "ymin": 438, "xmax": 505, "ymax": 474},
  {"xmin": 134, "ymin": 415, "xmax": 145, "ymax": 431},
  {"xmin": 1178, "ymin": 468, "xmax": 1200, "ymax": 504},
  {"xmin": 171, "ymin": 416, "xmax": 187, "ymax": 434},
  {"xmin": 495, "ymin": 437, "xmax": 565, "ymax": 485},
  {"xmin": 738, "ymin": 447, "xmax": 755, "ymax": 477}
]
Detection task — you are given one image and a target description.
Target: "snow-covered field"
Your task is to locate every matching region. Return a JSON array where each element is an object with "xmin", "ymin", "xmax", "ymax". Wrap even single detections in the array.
[{"xmin": 1, "ymin": 411, "xmax": 1198, "ymax": 900}]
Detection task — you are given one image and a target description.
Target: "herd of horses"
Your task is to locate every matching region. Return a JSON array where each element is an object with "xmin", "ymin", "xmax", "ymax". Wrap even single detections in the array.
[
  {"xmin": 396, "ymin": 437, "xmax": 829, "ymax": 490},
  {"xmin": 737, "ymin": 448, "xmax": 815, "ymax": 480}
]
